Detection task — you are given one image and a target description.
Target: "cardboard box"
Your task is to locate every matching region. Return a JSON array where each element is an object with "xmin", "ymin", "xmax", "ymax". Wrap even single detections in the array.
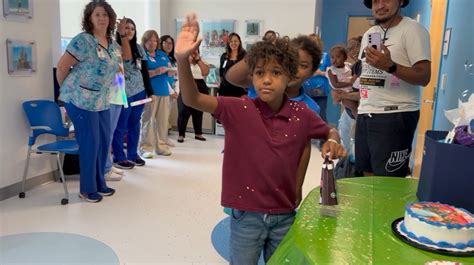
[{"xmin": 417, "ymin": 130, "xmax": 474, "ymax": 212}]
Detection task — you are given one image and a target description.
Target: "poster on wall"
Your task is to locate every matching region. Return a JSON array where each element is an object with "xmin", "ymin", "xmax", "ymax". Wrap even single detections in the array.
[
  {"xmin": 6, "ymin": 39, "xmax": 36, "ymax": 75},
  {"xmin": 176, "ymin": 18, "xmax": 235, "ymax": 67},
  {"xmin": 245, "ymin": 20, "xmax": 262, "ymax": 37},
  {"xmin": 3, "ymin": 0, "xmax": 33, "ymax": 21}
]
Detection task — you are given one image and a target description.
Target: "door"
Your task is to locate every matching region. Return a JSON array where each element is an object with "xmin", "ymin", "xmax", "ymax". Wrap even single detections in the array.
[
  {"xmin": 413, "ymin": 0, "xmax": 448, "ymax": 177},
  {"xmin": 347, "ymin": 16, "xmax": 373, "ymax": 41}
]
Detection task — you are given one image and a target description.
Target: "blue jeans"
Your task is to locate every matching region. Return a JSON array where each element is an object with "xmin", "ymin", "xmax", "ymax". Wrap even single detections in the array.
[
  {"xmin": 64, "ymin": 103, "xmax": 110, "ymax": 193},
  {"xmin": 230, "ymin": 209, "xmax": 296, "ymax": 265},
  {"xmin": 104, "ymin": 104, "xmax": 123, "ymax": 173},
  {"xmin": 338, "ymin": 109, "xmax": 355, "ymax": 161}
]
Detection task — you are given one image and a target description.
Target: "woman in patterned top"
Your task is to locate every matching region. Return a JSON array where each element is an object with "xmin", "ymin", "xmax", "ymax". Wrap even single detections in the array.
[
  {"xmin": 56, "ymin": 1, "xmax": 122, "ymax": 203},
  {"xmin": 112, "ymin": 18, "xmax": 151, "ymax": 169}
]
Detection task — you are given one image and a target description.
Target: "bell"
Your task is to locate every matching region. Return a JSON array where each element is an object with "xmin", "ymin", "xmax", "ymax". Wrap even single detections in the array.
[{"xmin": 320, "ymin": 157, "xmax": 338, "ymax": 206}]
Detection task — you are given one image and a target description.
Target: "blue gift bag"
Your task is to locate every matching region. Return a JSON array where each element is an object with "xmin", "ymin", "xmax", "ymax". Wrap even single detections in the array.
[{"xmin": 417, "ymin": 130, "xmax": 474, "ymax": 212}]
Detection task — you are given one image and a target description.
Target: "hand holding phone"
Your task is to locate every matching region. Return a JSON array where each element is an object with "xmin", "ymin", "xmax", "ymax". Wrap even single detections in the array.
[{"xmin": 367, "ymin": 32, "xmax": 381, "ymax": 51}]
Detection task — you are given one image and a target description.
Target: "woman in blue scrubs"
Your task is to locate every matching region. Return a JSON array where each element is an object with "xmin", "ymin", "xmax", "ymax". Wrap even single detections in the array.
[{"xmin": 56, "ymin": 1, "xmax": 123, "ymax": 203}]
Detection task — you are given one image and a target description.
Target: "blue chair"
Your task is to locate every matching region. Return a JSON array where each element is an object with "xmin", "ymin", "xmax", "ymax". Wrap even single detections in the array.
[{"xmin": 20, "ymin": 100, "xmax": 79, "ymax": 205}]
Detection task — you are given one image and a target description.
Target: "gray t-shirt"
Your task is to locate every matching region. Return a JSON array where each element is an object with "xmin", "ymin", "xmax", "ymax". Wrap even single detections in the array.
[{"xmin": 358, "ymin": 17, "xmax": 431, "ymax": 114}]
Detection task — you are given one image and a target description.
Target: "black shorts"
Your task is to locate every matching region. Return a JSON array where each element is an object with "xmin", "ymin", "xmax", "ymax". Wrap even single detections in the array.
[{"xmin": 355, "ymin": 111, "xmax": 419, "ymax": 177}]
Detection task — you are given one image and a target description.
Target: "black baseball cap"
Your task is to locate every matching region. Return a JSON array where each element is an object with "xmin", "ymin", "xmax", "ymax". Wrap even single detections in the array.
[{"xmin": 363, "ymin": 0, "xmax": 409, "ymax": 8}]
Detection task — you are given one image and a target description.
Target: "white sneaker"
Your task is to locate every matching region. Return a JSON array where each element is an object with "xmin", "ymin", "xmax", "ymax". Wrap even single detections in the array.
[
  {"xmin": 105, "ymin": 171, "xmax": 123, "ymax": 181},
  {"xmin": 142, "ymin": 152, "xmax": 155, "ymax": 159},
  {"xmin": 155, "ymin": 149, "xmax": 172, "ymax": 156},
  {"xmin": 111, "ymin": 166, "xmax": 124, "ymax": 175},
  {"xmin": 166, "ymin": 140, "xmax": 175, "ymax": 147}
]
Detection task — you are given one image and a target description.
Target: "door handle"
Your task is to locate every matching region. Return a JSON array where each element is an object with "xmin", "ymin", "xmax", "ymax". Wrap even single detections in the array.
[{"xmin": 423, "ymin": 99, "xmax": 434, "ymax": 104}]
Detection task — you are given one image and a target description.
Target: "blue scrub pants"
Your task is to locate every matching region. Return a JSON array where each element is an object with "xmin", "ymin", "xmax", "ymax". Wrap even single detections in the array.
[
  {"xmin": 65, "ymin": 103, "xmax": 111, "ymax": 194},
  {"xmin": 112, "ymin": 90, "xmax": 146, "ymax": 162}
]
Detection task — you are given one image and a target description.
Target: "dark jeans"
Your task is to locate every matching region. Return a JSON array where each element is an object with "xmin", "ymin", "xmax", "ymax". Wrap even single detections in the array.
[
  {"xmin": 177, "ymin": 79, "xmax": 209, "ymax": 137},
  {"xmin": 112, "ymin": 90, "xmax": 146, "ymax": 161}
]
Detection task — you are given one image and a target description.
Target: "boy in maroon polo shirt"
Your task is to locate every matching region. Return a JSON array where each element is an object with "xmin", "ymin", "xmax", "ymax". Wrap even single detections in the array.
[{"xmin": 176, "ymin": 13, "xmax": 346, "ymax": 264}]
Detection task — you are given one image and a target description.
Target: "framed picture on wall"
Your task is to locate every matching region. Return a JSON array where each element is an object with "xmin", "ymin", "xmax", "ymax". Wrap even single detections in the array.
[
  {"xmin": 245, "ymin": 41, "xmax": 256, "ymax": 51},
  {"xmin": 6, "ymin": 39, "xmax": 37, "ymax": 75},
  {"xmin": 3, "ymin": 0, "xmax": 33, "ymax": 20},
  {"xmin": 175, "ymin": 18, "xmax": 235, "ymax": 66},
  {"xmin": 200, "ymin": 19, "xmax": 235, "ymax": 67},
  {"xmin": 245, "ymin": 20, "xmax": 262, "ymax": 37}
]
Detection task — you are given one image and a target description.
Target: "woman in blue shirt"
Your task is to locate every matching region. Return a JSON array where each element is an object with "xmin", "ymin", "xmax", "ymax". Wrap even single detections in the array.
[
  {"xmin": 303, "ymin": 34, "xmax": 331, "ymax": 122},
  {"xmin": 139, "ymin": 30, "xmax": 173, "ymax": 157},
  {"xmin": 56, "ymin": 1, "xmax": 122, "ymax": 203}
]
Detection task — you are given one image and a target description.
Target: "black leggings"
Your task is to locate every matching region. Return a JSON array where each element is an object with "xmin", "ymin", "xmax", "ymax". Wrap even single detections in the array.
[{"xmin": 177, "ymin": 79, "xmax": 209, "ymax": 137}]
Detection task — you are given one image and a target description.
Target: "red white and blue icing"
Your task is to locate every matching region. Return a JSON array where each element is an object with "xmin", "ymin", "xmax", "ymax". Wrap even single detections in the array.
[{"xmin": 400, "ymin": 202, "xmax": 474, "ymax": 250}]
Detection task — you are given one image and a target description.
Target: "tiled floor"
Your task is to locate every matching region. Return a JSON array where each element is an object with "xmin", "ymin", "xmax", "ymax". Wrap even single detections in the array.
[{"xmin": 0, "ymin": 133, "xmax": 324, "ymax": 264}]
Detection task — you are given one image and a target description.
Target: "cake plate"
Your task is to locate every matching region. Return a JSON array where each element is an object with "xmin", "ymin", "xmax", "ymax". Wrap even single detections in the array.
[{"xmin": 391, "ymin": 217, "xmax": 474, "ymax": 257}]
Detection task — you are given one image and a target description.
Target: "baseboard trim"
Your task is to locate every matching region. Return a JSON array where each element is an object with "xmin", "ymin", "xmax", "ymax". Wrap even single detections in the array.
[{"xmin": 0, "ymin": 172, "xmax": 57, "ymax": 201}]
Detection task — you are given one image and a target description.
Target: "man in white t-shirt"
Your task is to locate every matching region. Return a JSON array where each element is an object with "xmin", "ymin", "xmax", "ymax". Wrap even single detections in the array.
[{"xmin": 356, "ymin": 0, "xmax": 431, "ymax": 177}]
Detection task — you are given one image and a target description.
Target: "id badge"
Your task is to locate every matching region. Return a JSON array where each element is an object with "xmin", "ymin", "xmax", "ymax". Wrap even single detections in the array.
[
  {"xmin": 96, "ymin": 46, "xmax": 106, "ymax": 59},
  {"xmin": 136, "ymin": 59, "xmax": 142, "ymax": 70}
]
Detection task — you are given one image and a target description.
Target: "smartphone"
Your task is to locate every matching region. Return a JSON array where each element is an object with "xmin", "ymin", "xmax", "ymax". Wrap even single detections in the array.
[{"xmin": 367, "ymin": 32, "xmax": 381, "ymax": 51}]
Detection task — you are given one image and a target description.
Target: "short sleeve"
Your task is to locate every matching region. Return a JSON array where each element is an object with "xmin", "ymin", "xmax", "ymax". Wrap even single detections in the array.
[
  {"xmin": 137, "ymin": 44, "xmax": 147, "ymax": 61},
  {"xmin": 213, "ymin": 96, "xmax": 246, "ymax": 125},
  {"xmin": 404, "ymin": 23, "xmax": 431, "ymax": 65},
  {"xmin": 307, "ymin": 109, "xmax": 330, "ymax": 139},
  {"xmin": 66, "ymin": 33, "xmax": 91, "ymax": 62}
]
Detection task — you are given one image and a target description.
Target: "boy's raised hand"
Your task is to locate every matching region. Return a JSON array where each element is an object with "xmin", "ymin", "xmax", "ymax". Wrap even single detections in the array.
[{"xmin": 175, "ymin": 13, "xmax": 202, "ymax": 60}]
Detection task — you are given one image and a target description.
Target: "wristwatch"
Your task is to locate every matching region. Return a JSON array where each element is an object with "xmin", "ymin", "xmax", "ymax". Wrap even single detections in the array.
[{"xmin": 387, "ymin": 63, "xmax": 397, "ymax": 73}]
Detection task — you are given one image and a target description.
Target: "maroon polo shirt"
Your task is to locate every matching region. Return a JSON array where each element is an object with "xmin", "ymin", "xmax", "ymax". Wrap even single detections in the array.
[{"xmin": 213, "ymin": 96, "xmax": 330, "ymax": 213}]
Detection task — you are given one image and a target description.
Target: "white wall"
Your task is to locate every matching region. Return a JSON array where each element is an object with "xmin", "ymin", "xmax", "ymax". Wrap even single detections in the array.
[
  {"xmin": 162, "ymin": 0, "xmax": 316, "ymax": 40},
  {"xmin": 314, "ymin": 0, "xmax": 323, "ymax": 35},
  {"xmin": 60, "ymin": 0, "xmax": 160, "ymax": 45},
  {"xmin": 0, "ymin": 0, "xmax": 61, "ymax": 188}
]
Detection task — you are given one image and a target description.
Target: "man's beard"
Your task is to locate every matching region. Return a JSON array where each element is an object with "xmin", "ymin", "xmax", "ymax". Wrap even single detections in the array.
[{"xmin": 375, "ymin": 18, "xmax": 390, "ymax": 24}]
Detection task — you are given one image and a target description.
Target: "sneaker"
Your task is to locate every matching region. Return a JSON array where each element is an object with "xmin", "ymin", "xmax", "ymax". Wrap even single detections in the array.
[
  {"xmin": 177, "ymin": 136, "xmax": 184, "ymax": 143},
  {"xmin": 156, "ymin": 149, "xmax": 172, "ymax": 156},
  {"xmin": 111, "ymin": 166, "xmax": 124, "ymax": 175},
  {"xmin": 79, "ymin": 192, "xmax": 103, "ymax": 203},
  {"xmin": 131, "ymin": 157, "xmax": 146, "ymax": 166},
  {"xmin": 114, "ymin": 160, "xmax": 135, "ymax": 169},
  {"xmin": 142, "ymin": 152, "xmax": 155, "ymax": 159},
  {"xmin": 195, "ymin": 135, "xmax": 206, "ymax": 141},
  {"xmin": 166, "ymin": 140, "xmax": 176, "ymax": 147},
  {"xmin": 98, "ymin": 187, "xmax": 115, "ymax": 197},
  {"xmin": 105, "ymin": 171, "xmax": 123, "ymax": 181}
]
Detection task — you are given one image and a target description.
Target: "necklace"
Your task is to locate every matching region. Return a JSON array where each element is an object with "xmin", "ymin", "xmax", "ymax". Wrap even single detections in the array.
[{"xmin": 379, "ymin": 15, "xmax": 400, "ymax": 44}]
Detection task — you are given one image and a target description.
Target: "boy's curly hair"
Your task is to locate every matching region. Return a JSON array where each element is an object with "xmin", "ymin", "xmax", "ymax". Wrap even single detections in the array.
[
  {"xmin": 291, "ymin": 35, "xmax": 322, "ymax": 71},
  {"xmin": 246, "ymin": 38, "xmax": 298, "ymax": 80}
]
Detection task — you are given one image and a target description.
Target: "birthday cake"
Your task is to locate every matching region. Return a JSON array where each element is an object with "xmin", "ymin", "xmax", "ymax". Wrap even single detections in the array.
[{"xmin": 400, "ymin": 202, "xmax": 474, "ymax": 250}]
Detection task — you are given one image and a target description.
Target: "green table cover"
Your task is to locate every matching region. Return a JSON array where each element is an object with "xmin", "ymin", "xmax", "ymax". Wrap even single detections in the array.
[{"xmin": 268, "ymin": 177, "xmax": 474, "ymax": 265}]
